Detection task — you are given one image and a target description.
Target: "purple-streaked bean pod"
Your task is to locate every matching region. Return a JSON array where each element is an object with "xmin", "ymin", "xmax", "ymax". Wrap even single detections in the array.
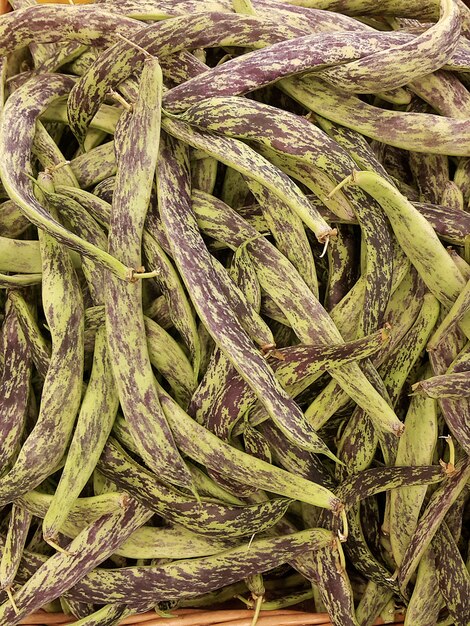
[
  {"xmin": 192, "ymin": 189, "xmax": 404, "ymax": 437},
  {"xmin": 157, "ymin": 132, "xmax": 335, "ymax": 458},
  {"xmin": 0, "ymin": 299, "xmax": 32, "ymax": 470},
  {"xmin": 104, "ymin": 58, "xmax": 191, "ymax": 489},
  {"xmin": 412, "ymin": 370, "xmax": 470, "ymax": 399},
  {"xmin": 432, "ymin": 522, "xmax": 470, "ymax": 625},
  {"xmin": 0, "ymin": 175, "xmax": 83, "ymax": 507},
  {"xmin": 7, "ymin": 290, "xmax": 50, "ymax": 379},
  {"xmin": 397, "ymin": 455, "xmax": 470, "ymax": 592},
  {"xmin": 100, "ymin": 436, "xmax": 292, "ymax": 538},
  {"xmin": 67, "ymin": 528, "xmax": 336, "ymax": 605},
  {"xmin": 281, "ymin": 75, "xmax": 470, "ymax": 156},
  {"xmin": 67, "ymin": 12, "xmax": 309, "ymax": 144},
  {"xmin": 0, "ymin": 503, "xmax": 32, "ymax": 592},
  {"xmin": 0, "ymin": 496, "xmax": 150, "ymax": 625},
  {"xmin": 318, "ymin": 0, "xmax": 460, "ymax": 94},
  {"xmin": 0, "ymin": 75, "xmax": 134, "ymax": 280}
]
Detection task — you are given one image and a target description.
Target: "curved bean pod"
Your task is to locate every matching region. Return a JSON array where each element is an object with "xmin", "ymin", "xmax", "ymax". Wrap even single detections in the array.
[
  {"xmin": 67, "ymin": 12, "xmax": 309, "ymax": 144},
  {"xmin": 397, "ymin": 456, "xmax": 470, "ymax": 591},
  {"xmin": 56, "ymin": 186, "xmax": 201, "ymax": 373},
  {"xmin": 0, "ymin": 4, "xmax": 139, "ymax": 52},
  {"xmin": 159, "ymin": 386, "xmax": 342, "ymax": 512},
  {"xmin": 319, "ymin": 0, "xmax": 460, "ymax": 94},
  {"xmin": 0, "ymin": 497, "xmax": 150, "ymax": 625},
  {"xmin": 412, "ymin": 370, "xmax": 470, "ymax": 398},
  {"xmin": 100, "ymin": 437, "xmax": 291, "ymax": 538},
  {"xmin": 432, "ymin": 522, "xmax": 470, "ymax": 625},
  {"xmin": 0, "ymin": 300, "xmax": 31, "ymax": 470},
  {"xmin": 281, "ymin": 76, "xmax": 470, "ymax": 156},
  {"xmin": 0, "ymin": 504, "xmax": 32, "ymax": 591},
  {"xmin": 346, "ymin": 171, "xmax": 467, "ymax": 313},
  {"xmin": 163, "ymin": 117, "xmax": 333, "ymax": 241},
  {"xmin": 157, "ymin": 132, "xmax": 334, "ymax": 457},
  {"xmin": 389, "ymin": 389, "xmax": 438, "ymax": 567},
  {"xmin": 7, "ymin": 290, "xmax": 50, "ymax": 379},
  {"xmin": 403, "ymin": 549, "xmax": 442, "ymax": 626},
  {"xmin": 0, "ymin": 200, "xmax": 29, "ymax": 238},
  {"xmin": 0, "ymin": 174, "xmax": 84, "ymax": 507},
  {"xmin": 0, "ymin": 75, "xmax": 133, "ymax": 280},
  {"xmin": 193, "ymin": 190, "xmax": 403, "ymax": 436},
  {"xmin": 105, "ymin": 58, "xmax": 191, "ymax": 489},
  {"xmin": 42, "ymin": 325, "xmax": 119, "ymax": 545},
  {"xmin": 68, "ymin": 528, "xmax": 335, "ymax": 604}
]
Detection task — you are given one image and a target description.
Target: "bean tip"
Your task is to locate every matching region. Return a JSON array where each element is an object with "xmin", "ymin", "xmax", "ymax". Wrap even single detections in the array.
[
  {"xmin": 5, "ymin": 587, "xmax": 19, "ymax": 615},
  {"xmin": 44, "ymin": 537, "xmax": 73, "ymax": 556},
  {"xmin": 327, "ymin": 175, "xmax": 353, "ymax": 199}
]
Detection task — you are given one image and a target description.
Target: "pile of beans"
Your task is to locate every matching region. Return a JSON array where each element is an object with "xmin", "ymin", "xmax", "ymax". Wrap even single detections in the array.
[{"xmin": 0, "ymin": 0, "xmax": 469, "ymax": 624}]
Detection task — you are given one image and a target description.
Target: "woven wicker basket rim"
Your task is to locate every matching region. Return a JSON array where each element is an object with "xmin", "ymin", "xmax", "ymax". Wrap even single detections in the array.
[{"xmin": 20, "ymin": 609, "xmax": 406, "ymax": 625}]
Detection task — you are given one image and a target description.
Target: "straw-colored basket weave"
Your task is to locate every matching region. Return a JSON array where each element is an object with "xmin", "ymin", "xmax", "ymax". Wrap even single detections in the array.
[{"xmin": 21, "ymin": 609, "xmax": 405, "ymax": 625}]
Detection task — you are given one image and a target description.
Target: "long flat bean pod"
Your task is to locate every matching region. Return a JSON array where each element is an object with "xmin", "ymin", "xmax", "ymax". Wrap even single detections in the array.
[
  {"xmin": 0, "ymin": 504, "xmax": 32, "ymax": 591},
  {"xmin": 0, "ymin": 300, "xmax": 31, "ymax": 471},
  {"xmin": 0, "ymin": 497, "xmax": 150, "ymax": 625},
  {"xmin": 67, "ymin": 528, "xmax": 336, "ymax": 605},
  {"xmin": 397, "ymin": 456, "xmax": 470, "ymax": 591},
  {"xmin": 389, "ymin": 389, "xmax": 438, "ymax": 567},
  {"xmin": 68, "ymin": 12, "xmax": 309, "ymax": 144},
  {"xmin": 318, "ymin": 0, "xmax": 460, "ymax": 94},
  {"xmin": 42, "ymin": 325, "xmax": 119, "ymax": 545},
  {"xmin": 0, "ymin": 183, "xmax": 84, "ymax": 506},
  {"xmin": 157, "ymin": 132, "xmax": 335, "ymax": 457},
  {"xmin": 432, "ymin": 522, "xmax": 470, "ymax": 625},
  {"xmin": 0, "ymin": 76, "xmax": 134, "ymax": 280},
  {"xmin": 159, "ymin": 386, "xmax": 343, "ymax": 513},
  {"xmin": 281, "ymin": 75, "xmax": 470, "ymax": 156},
  {"xmin": 99, "ymin": 438, "xmax": 292, "ymax": 537},
  {"xmin": 105, "ymin": 58, "xmax": 191, "ymax": 489},
  {"xmin": 404, "ymin": 549, "xmax": 442, "ymax": 626},
  {"xmin": 193, "ymin": 190, "xmax": 404, "ymax": 436}
]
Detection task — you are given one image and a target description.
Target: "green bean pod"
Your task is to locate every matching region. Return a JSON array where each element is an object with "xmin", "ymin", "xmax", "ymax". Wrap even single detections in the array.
[
  {"xmin": 68, "ymin": 528, "xmax": 336, "ymax": 605},
  {"xmin": 67, "ymin": 11, "xmax": 310, "ymax": 144},
  {"xmin": 56, "ymin": 186, "xmax": 201, "ymax": 374},
  {"xmin": 0, "ymin": 76, "xmax": 133, "ymax": 280},
  {"xmin": 191, "ymin": 155, "xmax": 218, "ymax": 195},
  {"xmin": 324, "ymin": 225, "xmax": 358, "ymax": 312},
  {"xmin": 0, "ymin": 300, "xmax": 32, "ymax": 470},
  {"xmin": 104, "ymin": 58, "xmax": 191, "ymax": 489},
  {"xmin": 412, "ymin": 371, "xmax": 470, "ymax": 398},
  {"xmin": 100, "ymin": 437, "xmax": 292, "ymax": 537},
  {"xmin": 193, "ymin": 190, "xmax": 403, "ymax": 436},
  {"xmin": 163, "ymin": 117, "xmax": 334, "ymax": 241},
  {"xmin": 404, "ymin": 548, "xmax": 442, "ymax": 626},
  {"xmin": 432, "ymin": 522, "xmax": 470, "ymax": 625},
  {"xmin": 159, "ymin": 386, "xmax": 342, "ymax": 513},
  {"xmin": 346, "ymin": 171, "xmax": 468, "ymax": 314},
  {"xmin": 158, "ymin": 133, "xmax": 335, "ymax": 457},
  {"xmin": 210, "ymin": 255, "xmax": 274, "ymax": 347},
  {"xmin": 397, "ymin": 456, "xmax": 470, "ymax": 591},
  {"xmin": 42, "ymin": 325, "xmax": 119, "ymax": 545},
  {"xmin": 318, "ymin": 0, "xmax": 460, "ymax": 94},
  {"xmin": 0, "ymin": 200, "xmax": 29, "ymax": 238},
  {"xmin": 311, "ymin": 542, "xmax": 359, "ymax": 626},
  {"xmin": 8, "ymin": 289, "xmax": 51, "ymax": 378},
  {"xmin": 355, "ymin": 581, "xmax": 394, "ymax": 626},
  {"xmin": 389, "ymin": 391, "xmax": 438, "ymax": 567},
  {"xmin": 282, "ymin": 75, "xmax": 470, "ymax": 156},
  {"xmin": 0, "ymin": 497, "xmax": 150, "ymax": 625},
  {"xmin": 0, "ymin": 504, "xmax": 32, "ymax": 591},
  {"xmin": 69, "ymin": 142, "xmax": 117, "ymax": 189},
  {"xmin": 0, "ymin": 182, "xmax": 84, "ymax": 506}
]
